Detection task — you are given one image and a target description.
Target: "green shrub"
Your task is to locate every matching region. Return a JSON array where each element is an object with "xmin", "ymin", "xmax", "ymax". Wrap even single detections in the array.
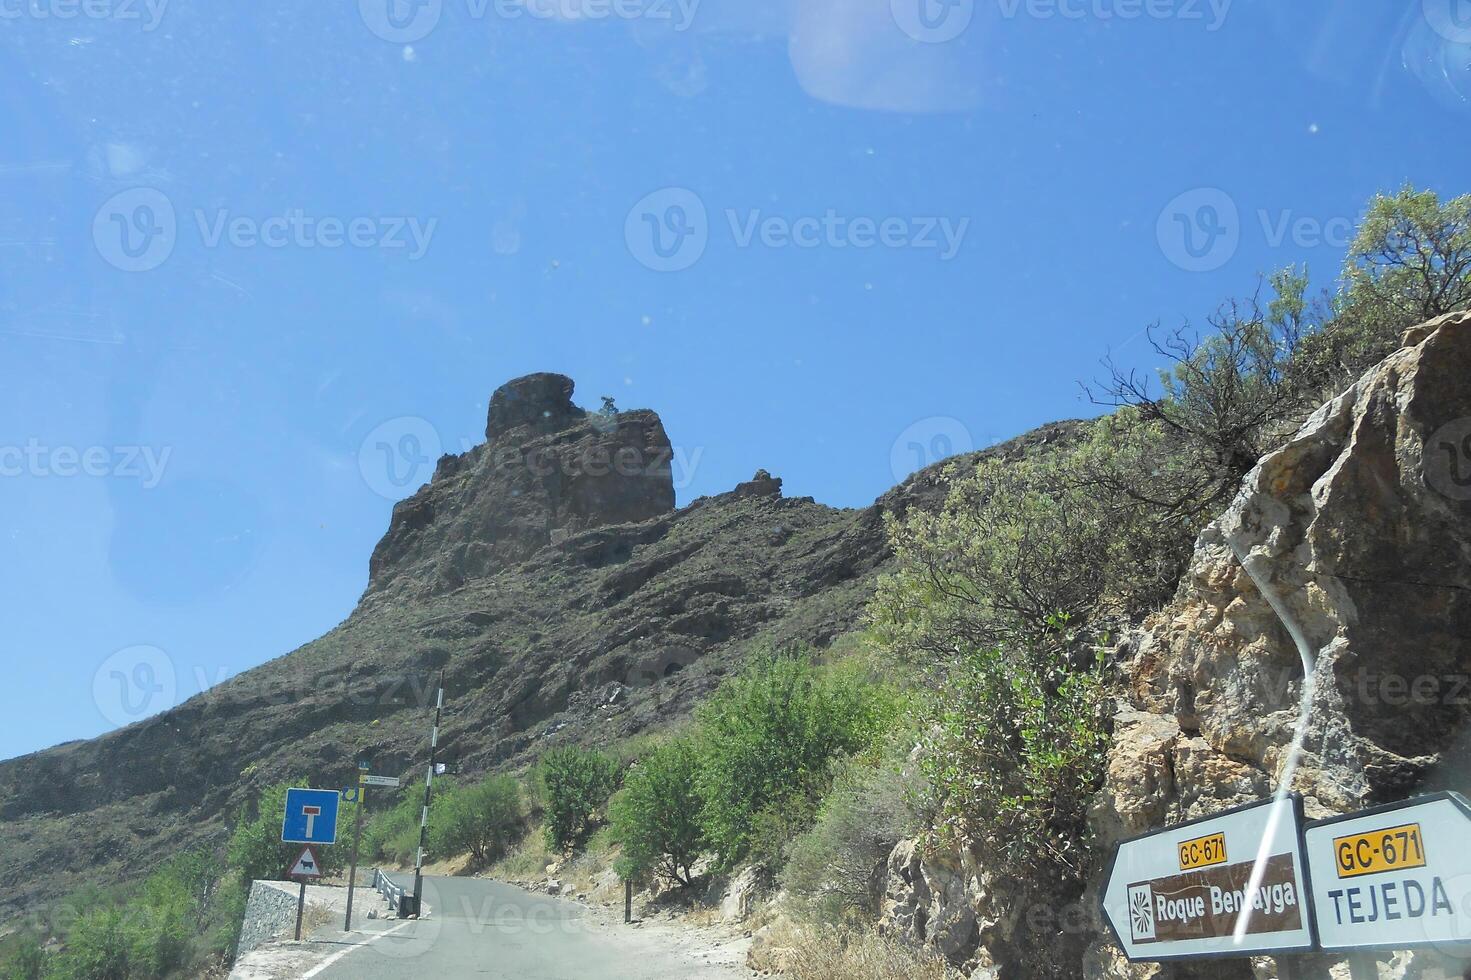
[
  {"xmin": 429, "ymin": 776, "xmax": 523, "ymax": 865},
  {"xmin": 693, "ymin": 650, "xmax": 899, "ymax": 868},
  {"xmin": 609, "ymin": 738, "xmax": 706, "ymax": 887},
  {"xmin": 784, "ymin": 744, "xmax": 923, "ymax": 923},
  {"xmin": 0, "ymin": 938, "xmax": 46, "ymax": 980},
  {"xmin": 49, "ymin": 907, "xmax": 131, "ymax": 980},
  {"xmin": 538, "ymin": 747, "xmax": 620, "ymax": 852},
  {"xmin": 926, "ymin": 628, "xmax": 1108, "ymax": 882},
  {"xmin": 364, "ymin": 788, "xmax": 429, "ymax": 865},
  {"xmin": 1342, "ymin": 185, "xmax": 1471, "ymax": 335}
]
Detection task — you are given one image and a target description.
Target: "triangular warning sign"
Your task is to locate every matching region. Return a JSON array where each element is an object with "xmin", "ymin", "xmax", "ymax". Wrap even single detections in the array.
[{"xmin": 288, "ymin": 845, "xmax": 323, "ymax": 879}]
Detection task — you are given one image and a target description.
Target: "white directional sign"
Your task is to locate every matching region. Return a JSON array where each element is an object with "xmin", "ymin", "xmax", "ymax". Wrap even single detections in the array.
[
  {"xmin": 1304, "ymin": 792, "xmax": 1471, "ymax": 955},
  {"xmin": 1101, "ymin": 795, "xmax": 1316, "ymax": 962},
  {"xmin": 360, "ymin": 775, "xmax": 400, "ymax": 788}
]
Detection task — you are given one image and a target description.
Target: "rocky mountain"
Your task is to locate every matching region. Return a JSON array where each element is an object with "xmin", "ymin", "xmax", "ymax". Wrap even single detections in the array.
[
  {"xmin": 876, "ymin": 312, "xmax": 1471, "ymax": 979},
  {"xmin": 0, "ymin": 371, "xmax": 1077, "ymax": 921}
]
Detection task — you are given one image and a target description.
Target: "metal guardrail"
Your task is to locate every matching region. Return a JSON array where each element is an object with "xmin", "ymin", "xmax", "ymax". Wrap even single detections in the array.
[{"xmin": 371, "ymin": 868, "xmax": 419, "ymax": 917}]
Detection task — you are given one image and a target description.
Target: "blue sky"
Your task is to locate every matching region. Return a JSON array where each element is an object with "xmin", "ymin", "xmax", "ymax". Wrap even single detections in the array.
[{"xmin": 2, "ymin": 0, "xmax": 1469, "ymax": 760}]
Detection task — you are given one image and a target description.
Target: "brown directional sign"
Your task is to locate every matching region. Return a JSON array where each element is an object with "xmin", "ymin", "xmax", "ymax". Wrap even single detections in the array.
[{"xmin": 1101, "ymin": 795, "xmax": 1316, "ymax": 962}]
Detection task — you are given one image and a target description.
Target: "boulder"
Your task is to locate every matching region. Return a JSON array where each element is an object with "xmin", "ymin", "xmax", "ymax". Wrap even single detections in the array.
[{"xmin": 719, "ymin": 864, "xmax": 769, "ymax": 922}]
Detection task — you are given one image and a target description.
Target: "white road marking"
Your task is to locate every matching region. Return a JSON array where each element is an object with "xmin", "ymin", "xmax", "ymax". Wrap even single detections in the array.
[{"xmin": 300, "ymin": 920, "xmax": 414, "ymax": 978}]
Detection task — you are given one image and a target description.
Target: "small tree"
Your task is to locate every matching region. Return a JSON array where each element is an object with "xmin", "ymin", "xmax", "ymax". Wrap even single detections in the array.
[
  {"xmin": 693, "ymin": 650, "xmax": 897, "ymax": 867},
  {"xmin": 1344, "ymin": 185, "xmax": 1471, "ymax": 330},
  {"xmin": 610, "ymin": 739, "xmax": 707, "ymax": 887},
  {"xmin": 538, "ymin": 747, "xmax": 620, "ymax": 852},
  {"xmin": 430, "ymin": 776, "xmax": 523, "ymax": 865}
]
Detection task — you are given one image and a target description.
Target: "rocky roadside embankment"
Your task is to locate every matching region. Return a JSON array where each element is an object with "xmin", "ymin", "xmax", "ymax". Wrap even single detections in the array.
[{"xmin": 854, "ymin": 312, "xmax": 1471, "ymax": 979}]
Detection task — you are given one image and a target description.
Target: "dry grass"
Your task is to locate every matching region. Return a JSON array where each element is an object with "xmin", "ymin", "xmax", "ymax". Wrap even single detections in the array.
[{"xmin": 787, "ymin": 925, "xmax": 954, "ymax": 980}]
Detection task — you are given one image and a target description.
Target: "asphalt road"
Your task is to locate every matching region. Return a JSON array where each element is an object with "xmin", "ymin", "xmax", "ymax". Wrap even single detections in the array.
[{"xmin": 308, "ymin": 875, "xmax": 745, "ymax": 980}]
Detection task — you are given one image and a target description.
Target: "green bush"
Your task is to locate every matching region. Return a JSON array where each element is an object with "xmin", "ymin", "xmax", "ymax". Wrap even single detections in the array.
[
  {"xmin": 609, "ymin": 738, "xmax": 706, "ymax": 887},
  {"xmin": 693, "ymin": 650, "xmax": 899, "ymax": 868},
  {"xmin": 365, "ymin": 789, "xmax": 429, "ymax": 866},
  {"xmin": 538, "ymin": 747, "xmax": 620, "ymax": 852},
  {"xmin": 925, "ymin": 628, "xmax": 1108, "ymax": 883},
  {"xmin": 429, "ymin": 776, "xmax": 523, "ymax": 865},
  {"xmin": 49, "ymin": 907, "xmax": 130, "ymax": 980},
  {"xmin": 1342, "ymin": 185, "xmax": 1471, "ymax": 336},
  {"xmin": 0, "ymin": 939, "xmax": 46, "ymax": 980},
  {"xmin": 784, "ymin": 744, "xmax": 923, "ymax": 923}
]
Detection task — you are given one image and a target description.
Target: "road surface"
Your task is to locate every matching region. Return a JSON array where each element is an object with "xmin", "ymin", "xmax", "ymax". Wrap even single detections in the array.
[{"xmin": 298, "ymin": 875, "xmax": 749, "ymax": 980}]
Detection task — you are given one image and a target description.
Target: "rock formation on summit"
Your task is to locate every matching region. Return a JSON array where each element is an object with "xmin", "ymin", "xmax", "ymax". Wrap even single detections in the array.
[{"xmin": 367, "ymin": 373, "xmax": 676, "ymax": 598}]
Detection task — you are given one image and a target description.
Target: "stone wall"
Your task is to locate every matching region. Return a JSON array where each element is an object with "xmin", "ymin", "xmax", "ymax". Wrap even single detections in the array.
[{"xmin": 235, "ymin": 880, "xmax": 309, "ymax": 959}]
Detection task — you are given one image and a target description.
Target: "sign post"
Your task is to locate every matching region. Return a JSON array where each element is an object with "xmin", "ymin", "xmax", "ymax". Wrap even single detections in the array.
[
  {"xmin": 344, "ymin": 764, "xmax": 369, "ymax": 932},
  {"xmin": 282, "ymin": 789, "xmax": 338, "ymax": 943},
  {"xmin": 345, "ymin": 772, "xmax": 400, "ymax": 930},
  {"xmin": 1303, "ymin": 792, "xmax": 1471, "ymax": 958},
  {"xmin": 1100, "ymin": 795, "xmax": 1316, "ymax": 963}
]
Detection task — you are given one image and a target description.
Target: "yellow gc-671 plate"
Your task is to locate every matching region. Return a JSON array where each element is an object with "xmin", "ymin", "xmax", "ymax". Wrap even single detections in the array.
[
  {"xmin": 1177, "ymin": 831, "xmax": 1228, "ymax": 871},
  {"xmin": 1332, "ymin": 823, "xmax": 1427, "ymax": 879}
]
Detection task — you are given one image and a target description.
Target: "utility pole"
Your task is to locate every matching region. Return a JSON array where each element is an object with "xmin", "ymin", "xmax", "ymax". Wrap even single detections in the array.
[{"xmin": 411, "ymin": 669, "xmax": 445, "ymax": 916}]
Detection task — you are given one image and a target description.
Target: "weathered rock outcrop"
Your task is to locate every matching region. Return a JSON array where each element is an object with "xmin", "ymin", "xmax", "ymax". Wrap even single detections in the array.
[
  {"xmin": 876, "ymin": 313, "xmax": 1471, "ymax": 979},
  {"xmin": 1087, "ymin": 311, "xmax": 1471, "ymax": 977},
  {"xmin": 367, "ymin": 374, "xmax": 676, "ymax": 597}
]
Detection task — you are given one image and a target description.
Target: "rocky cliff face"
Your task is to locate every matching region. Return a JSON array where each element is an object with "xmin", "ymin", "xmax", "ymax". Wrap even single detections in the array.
[
  {"xmin": 367, "ymin": 374, "xmax": 676, "ymax": 598},
  {"xmin": 877, "ymin": 312, "xmax": 1471, "ymax": 979},
  {"xmin": 0, "ymin": 374, "xmax": 1072, "ymax": 921}
]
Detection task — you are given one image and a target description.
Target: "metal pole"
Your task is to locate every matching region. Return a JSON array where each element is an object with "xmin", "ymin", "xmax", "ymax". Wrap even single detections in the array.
[
  {"xmin": 1346, "ymin": 954, "xmax": 1379, "ymax": 980},
  {"xmin": 294, "ymin": 879, "xmax": 307, "ymax": 941},
  {"xmin": 624, "ymin": 880, "xmax": 632, "ymax": 924},
  {"xmin": 411, "ymin": 670, "xmax": 445, "ymax": 916},
  {"xmin": 344, "ymin": 781, "xmax": 366, "ymax": 931}
]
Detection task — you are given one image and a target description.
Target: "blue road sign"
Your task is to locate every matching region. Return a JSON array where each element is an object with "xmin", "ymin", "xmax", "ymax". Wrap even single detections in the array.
[{"xmin": 282, "ymin": 788, "xmax": 341, "ymax": 845}]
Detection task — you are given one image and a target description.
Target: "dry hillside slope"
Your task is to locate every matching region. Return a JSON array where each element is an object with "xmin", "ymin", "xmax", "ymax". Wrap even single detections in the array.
[{"xmin": 0, "ymin": 372, "xmax": 1079, "ymax": 921}]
